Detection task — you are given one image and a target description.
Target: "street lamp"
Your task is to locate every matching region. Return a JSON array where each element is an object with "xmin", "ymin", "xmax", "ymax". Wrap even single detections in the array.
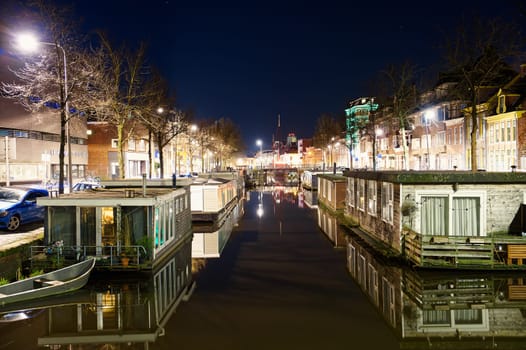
[
  {"xmin": 15, "ymin": 33, "xmax": 72, "ymax": 193},
  {"xmin": 256, "ymin": 139, "xmax": 263, "ymax": 169}
]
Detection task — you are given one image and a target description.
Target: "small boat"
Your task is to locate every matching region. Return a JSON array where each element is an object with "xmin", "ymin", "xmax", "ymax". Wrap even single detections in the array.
[{"xmin": 0, "ymin": 258, "xmax": 96, "ymax": 306}]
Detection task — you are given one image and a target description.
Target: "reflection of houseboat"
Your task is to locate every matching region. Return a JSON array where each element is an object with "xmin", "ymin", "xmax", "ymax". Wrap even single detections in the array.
[
  {"xmin": 339, "ymin": 170, "xmax": 526, "ymax": 269},
  {"xmin": 36, "ymin": 178, "xmax": 193, "ymax": 270},
  {"xmin": 346, "ymin": 232, "xmax": 526, "ymax": 348},
  {"xmin": 192, "ymin": 199, "xmax": 244, "ymax": 258},
  {"xmin": 302, "ymin": 189, "xmax": 318, "ymax": 208},
  {"xmin": 1, "ymin": 239, "xmax": 194, "ymax": 348},
  {"xmin": 317, "ymin": 205, "xmax": 347, "ymax": 248}
]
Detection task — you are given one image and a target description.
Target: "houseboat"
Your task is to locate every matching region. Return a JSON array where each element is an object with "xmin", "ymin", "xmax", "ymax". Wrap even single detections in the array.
[
  {"xmin": 190, "ymin": 173, "xmax": 243, "ymax": 225},
  {"xmin": 35, "ymin": 178, "xmax": 193, "ymax": 271},
  {"xmin": 339, "ymin": 170, "xmax": 526, "ymax": 270},
  {"xmin": 345, "ymin": 231, "xmax": 526, "ymax": 348},
  {"xmin": 316, "ymin": 173, "xmax": 347, "ymax": 212},
  {"xmin": 2, "ymin": 240, "xmax": 194, "ymax": 348},
  {"xmin": 301, "ymin": 170, "xmax": 321, "ymax": 190}
]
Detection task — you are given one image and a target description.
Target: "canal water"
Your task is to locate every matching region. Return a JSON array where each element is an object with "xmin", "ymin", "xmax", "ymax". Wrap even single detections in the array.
[{"xmin": 2, "ymin": 187, "xmax": 526, "ymax": 349}]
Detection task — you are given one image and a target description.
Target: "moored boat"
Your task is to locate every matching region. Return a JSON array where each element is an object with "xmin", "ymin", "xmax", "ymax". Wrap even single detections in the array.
[{"xmin": 0, "ymin": 258, "xmax": 95, "ymax": 306}]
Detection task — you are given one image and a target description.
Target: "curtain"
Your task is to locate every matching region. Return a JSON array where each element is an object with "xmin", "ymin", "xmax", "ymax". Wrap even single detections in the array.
[
  {"xmin": 421, "ymin": 196, "xmax": 448, "ymax": 236},
  {"xmin": 452, "ymin": 197, "xmax": 480, "ymax": 237}
]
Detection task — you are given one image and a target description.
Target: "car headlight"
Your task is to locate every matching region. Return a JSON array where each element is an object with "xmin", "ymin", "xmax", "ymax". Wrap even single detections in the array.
[{"xmin": 0, "ymin": 211, "xmax": 8, "ymax": 217}]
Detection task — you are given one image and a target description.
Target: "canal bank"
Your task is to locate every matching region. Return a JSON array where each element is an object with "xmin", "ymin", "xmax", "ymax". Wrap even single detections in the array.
[{"xmin": 0, "ymin": 226, "xmax": 44, "ymax": 281}]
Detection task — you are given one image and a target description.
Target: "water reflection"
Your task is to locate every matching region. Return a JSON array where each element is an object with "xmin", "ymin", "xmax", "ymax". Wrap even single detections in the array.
[
  {"xmin": 316, "ymin": 204, "xmax": 526, "ymax": 348},
  {"xmin": 0, "ymin": 240, "xmax": 194, "ymax": 350}
]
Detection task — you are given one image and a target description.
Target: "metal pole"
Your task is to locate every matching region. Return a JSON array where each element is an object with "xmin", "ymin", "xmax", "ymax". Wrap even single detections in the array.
[{"xmin": 54, "ymin": 43, "xmax": 72, "ymax": 192}]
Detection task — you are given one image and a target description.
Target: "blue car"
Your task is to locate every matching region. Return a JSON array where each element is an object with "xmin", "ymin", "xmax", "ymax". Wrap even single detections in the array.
[{"xmin": 0, "ymin": 187, "xmax": 49, "ymax": 231}]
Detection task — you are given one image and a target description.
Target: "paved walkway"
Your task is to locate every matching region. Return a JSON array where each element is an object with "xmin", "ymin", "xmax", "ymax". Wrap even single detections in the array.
[{"xmin": 0, "ymin": 226, "xmax": 44, "ymax": 254}]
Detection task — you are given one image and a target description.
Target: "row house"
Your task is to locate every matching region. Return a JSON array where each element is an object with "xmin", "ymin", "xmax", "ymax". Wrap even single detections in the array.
[{"xmin": 354, "ymin": 64, "xmax": 526, "ymax": 172}]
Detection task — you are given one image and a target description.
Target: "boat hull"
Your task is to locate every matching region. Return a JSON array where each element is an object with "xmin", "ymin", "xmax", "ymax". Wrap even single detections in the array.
[{"xmin": 0, "ymin": 258, "xmax": 95, "ymax": 306}]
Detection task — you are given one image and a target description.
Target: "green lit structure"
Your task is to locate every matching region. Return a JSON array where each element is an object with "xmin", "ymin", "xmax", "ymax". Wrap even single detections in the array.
[{"xmin": 344, "ymin": 97, "xmax": 379, "ymax": 168}]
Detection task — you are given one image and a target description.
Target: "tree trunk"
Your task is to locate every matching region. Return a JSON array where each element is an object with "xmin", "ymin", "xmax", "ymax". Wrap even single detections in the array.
[
  {"xmin": 148, "ymin": 130, "xmax": 152, "ymax": 178},
  {"xmin": 117, "ymin": 124, "xmax": 125, "ymax": 179},
  {"xmin": 58, "ymin": 110, "xmax": 66, "ymax": 193},
  {"xmin": 158, "ymin": 133, "xmax": 165, "ymax": 179}
]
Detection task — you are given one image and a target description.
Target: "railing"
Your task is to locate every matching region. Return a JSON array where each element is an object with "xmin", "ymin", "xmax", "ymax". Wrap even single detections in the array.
[{"xmin": 30, "ymin": 244, "xmax": 148, "ymax": 269}]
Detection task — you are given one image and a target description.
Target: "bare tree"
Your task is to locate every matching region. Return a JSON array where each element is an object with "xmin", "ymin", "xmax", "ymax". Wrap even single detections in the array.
[
  {"xmin": 1, "ymin": 0, "xmax": 92, "ymax": 192},
  {"xmin": 88, "ymin": 33, "xmax": 150, "ymax": 179},
  {"xmin": 380, "ymin": 62, "xmax": 419, "ymax": 170},
  {"xmin": 440, "ymin": 15, "xmax": 524, "ymax": 171},
  {"xmin": 208, "ymin": 118, "xmax": 244, "ymax": 171},
  {"xmin": 135, "ymin": 71, "xmax": 188, "ymax": 178}
]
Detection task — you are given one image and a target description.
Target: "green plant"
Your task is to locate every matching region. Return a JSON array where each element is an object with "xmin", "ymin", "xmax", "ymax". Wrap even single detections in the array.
[
  {"xmin": 29, "ymin": 269, "xmax": 44, "ymax": 277},
  {"xmin": 0, "ymin": 277, "xmax": 9, "ymax": 286},
  {"xmin": 136, "ymin": 235, "xmax": 153, "ymax": 258}
]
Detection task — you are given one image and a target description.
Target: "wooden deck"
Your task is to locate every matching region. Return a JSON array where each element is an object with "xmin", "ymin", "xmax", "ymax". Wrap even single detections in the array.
[{"xmin": 404, "ymin": 234, "xmax": 526, "ymax": 269}]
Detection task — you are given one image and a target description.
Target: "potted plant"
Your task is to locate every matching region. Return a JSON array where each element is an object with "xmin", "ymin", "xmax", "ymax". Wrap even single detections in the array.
[{"xmin": 120, "ymin": 247, "xmax": 135, "ymax": 267}]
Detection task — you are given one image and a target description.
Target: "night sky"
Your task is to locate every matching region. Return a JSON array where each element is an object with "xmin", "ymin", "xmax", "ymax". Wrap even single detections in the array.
[{"xmin": 2, "ymin": 1, "xmax": 524, "ymax": 154}]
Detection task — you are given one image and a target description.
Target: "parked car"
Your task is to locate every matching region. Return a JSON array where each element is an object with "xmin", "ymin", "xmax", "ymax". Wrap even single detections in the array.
[
  {"xmin": 0, "ymin": 187, "xmax": 49, "ymax": 231},
  {"xmin": 71, "ymin": 181, "xmax": 102, "ymax": 192}
]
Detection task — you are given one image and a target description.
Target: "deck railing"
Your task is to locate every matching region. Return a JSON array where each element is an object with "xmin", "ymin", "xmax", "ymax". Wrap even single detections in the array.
[
  {"xmin": 30, "ymin": 244, "xmax": 148, "ymax": 269},
  {"xmin": 402, "ymin": 233, "xmax": 526, "ymax": 269}
]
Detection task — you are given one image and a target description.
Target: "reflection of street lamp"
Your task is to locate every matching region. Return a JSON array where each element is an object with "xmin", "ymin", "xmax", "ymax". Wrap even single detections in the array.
[
  {"xmin": 256, "ymin": 139, "xmax": 263, "ymax": 169},
  {"xmin": 16, "ymin": 33, "xmax": 72, "ymax": 193}
]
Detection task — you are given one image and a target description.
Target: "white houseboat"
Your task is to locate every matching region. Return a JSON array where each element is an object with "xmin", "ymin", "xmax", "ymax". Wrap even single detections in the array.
[
  {"xmin": 35, "ymin": 178, "xmax": 192, "ymax": 271},
  {"xmin": 340, "ymin": 170, "xmax": 526, "ymax": 269}
]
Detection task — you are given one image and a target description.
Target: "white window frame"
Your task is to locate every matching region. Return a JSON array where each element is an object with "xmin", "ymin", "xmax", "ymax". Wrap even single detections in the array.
[
  {"xmin": 128, "ymin": 138, "xmax": 136, "ymax": 151},
  {"xmin": 367, "ymin": 180, "xmax": 377, "ymax": 216},
  {"xmin": 415, "ymin": 189, "xmax": 486, "ymax": 237},
  {"xmin": 347, "ymin": 177, "xmax": 355, "ymax": 208},
  {"xmin": 358, "ymin": 179, "xmax": 365, "ymax": 211},
  {"xmin": 381, "ymin": 182, "xmax": 394, "ymax": 224}
]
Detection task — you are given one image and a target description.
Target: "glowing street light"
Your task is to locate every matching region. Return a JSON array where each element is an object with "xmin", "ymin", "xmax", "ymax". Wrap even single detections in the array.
[
  {"xmin": 256, "ymin": 139, "xmax": 263, "ymax": 169},
  {"xmin": 15, "ymin": 32, "xmax": 72, "ymax": 193}
]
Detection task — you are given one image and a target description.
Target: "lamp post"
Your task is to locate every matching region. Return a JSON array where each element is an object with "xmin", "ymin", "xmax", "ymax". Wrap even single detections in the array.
[
  {"xmin": 256, "ymin": 139, "xmax": 263, "ymax": 169},
  {"xmin": 15, "ymin": 33, "xmax": 72, "ymax": 193}
]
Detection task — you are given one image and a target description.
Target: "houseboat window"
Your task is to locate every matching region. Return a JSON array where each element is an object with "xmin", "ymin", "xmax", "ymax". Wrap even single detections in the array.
[
  {"xmin": 358, "ymin": 179, "xmax": 365, "ymax": 211},
  {"xmin": 454, "ymin": 309, "xmax": 483, "ymax": 325},
  {"xmin": 421, "ymin": 196, "xmax": 449, "ymax": 236},
  {"xmin": 367, "ymin": 180, "xmax": 377, "ymax": 216},
  {"xmin": 102, "ymin": 207, "xmax": 115, "ymax": 246},
  {"xmin": 80, "ymin": 207, "xmax": 96, "ymax": 248},
  {"xmin": 122, "ymin": 207, "xmax": 147, "ymax": 246},
  {"xmin": 48, "ymin": 206, "xmax": 76, "ymax": 246},
  {"xmin": 382, "ymin": 278, "xmax": 396, "ymax": 327},
  {"xmin": 452, "ymin": 197, "xmax": 480, "ymax": 236},
  {"xmin": 168, "ymin": 200, "xmax": 174, "ymax": 240},
  {"xmin": 423, "ymin": 309, "xmax": 451, "ymax": 325},
  {"xmin": 154, "ymin": 207, "xmax": 160, "ymax": 248},
  {"xmin": 381, "ymin": 182, "xmax": 393, "ymax": 224},
  {"xmin": 347, "ymin": 177, "xmax": 354, "ymax": 209}
]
